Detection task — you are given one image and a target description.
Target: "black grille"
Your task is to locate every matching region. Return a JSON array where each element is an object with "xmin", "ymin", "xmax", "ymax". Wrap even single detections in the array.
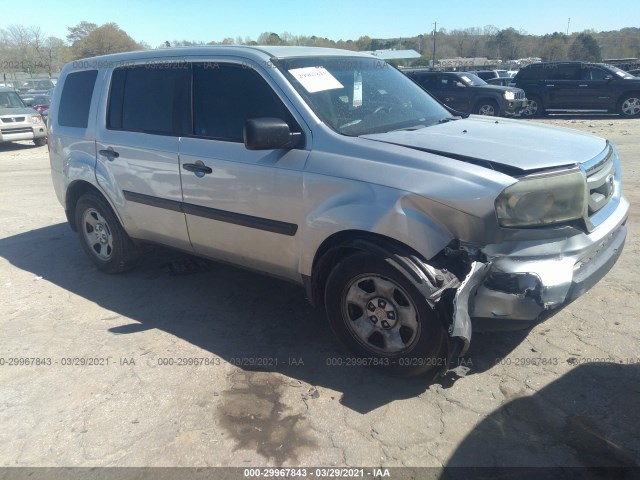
[{"xmin": 1, "ymin": 116, "xmax": 26, "ymax": 123}]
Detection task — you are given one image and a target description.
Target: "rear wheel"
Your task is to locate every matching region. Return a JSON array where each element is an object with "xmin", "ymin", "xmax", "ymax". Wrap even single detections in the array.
[
  {"xmin": 474, "ymin": 99, "xmax": 500, "ymax": 116},
  {"xmin": 75, "ymin": 192, "xmax": 138, "ymax": 273},
  {"xmin": 618, "ymin": 94, "xmax": 640, "ymax": 118},
  {"xmin": 324, "ymin": 251, "xmax": 449, "ymax": 376}
]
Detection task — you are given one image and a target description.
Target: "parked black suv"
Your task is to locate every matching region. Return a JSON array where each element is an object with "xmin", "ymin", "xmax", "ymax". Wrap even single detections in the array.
[
  {"xmin": 403, "ymin": 69, "xmax": 527, "ymax": 116},
  {"xmin": 513, "ymin": 61, "xmax": 640, "ymax": 117}
]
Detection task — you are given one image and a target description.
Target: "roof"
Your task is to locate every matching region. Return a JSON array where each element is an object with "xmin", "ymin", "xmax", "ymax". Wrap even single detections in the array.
[
  {"xmin": 363, "ymin": 49, "xmax": 421, "ymax": 60},
  {"xmin": 71, "ymin": 45, "xmax": 375, "ymax": 66}
]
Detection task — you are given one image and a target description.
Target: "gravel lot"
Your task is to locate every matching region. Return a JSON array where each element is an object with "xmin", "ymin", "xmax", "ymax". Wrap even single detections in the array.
[{"xmin": 0, "ymin": 116, "xmax": 638, "ymax": 474}]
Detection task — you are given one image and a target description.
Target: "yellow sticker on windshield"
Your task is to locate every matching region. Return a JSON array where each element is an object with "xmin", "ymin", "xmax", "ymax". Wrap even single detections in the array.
[{"xmin": 289, "ymin": 67, "xmax": 344, "ymax": 93}]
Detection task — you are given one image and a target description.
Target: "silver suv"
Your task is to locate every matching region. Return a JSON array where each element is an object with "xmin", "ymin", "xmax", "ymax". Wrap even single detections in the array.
[
  {"xmin": 48, "ymin": 47, "xmax": 628, "ymax": 376},
  {"xmin": 0, "ymin": 87, "xmax": 47, "ymax": 146}
]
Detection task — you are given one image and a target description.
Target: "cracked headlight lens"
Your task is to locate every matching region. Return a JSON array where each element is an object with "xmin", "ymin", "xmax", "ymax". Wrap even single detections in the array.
[{"xmin": 495, "ymin": 169, "xmax": 586, "ymax": 227}]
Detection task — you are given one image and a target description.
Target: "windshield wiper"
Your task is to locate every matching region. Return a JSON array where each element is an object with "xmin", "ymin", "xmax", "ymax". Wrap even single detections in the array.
[
  {"xmin": 436, "ymin": 116, "xmax": 459, "ymax": 124},
  {"xmin": 390, "ymin": 124, "xmax": 427, "ymax": 132}
]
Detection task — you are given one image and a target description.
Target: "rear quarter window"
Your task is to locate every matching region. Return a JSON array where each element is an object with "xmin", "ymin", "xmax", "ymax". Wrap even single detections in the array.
[
  {"xmin": 516, "ymin": 65, "xmax": 544, "ymax": 81},
  {"xmin": 58, "ymin": 70, "xmax": 98, "ymax": 128}
]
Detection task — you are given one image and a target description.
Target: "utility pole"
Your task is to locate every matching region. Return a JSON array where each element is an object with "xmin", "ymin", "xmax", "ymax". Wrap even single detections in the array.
[
  {"xmin": 567, "ymin": 18, "xmax": 571, "ymax": 36},
  {"xmin": 432, "ymin": 22, "xmax": 437, "ymax": 68}
]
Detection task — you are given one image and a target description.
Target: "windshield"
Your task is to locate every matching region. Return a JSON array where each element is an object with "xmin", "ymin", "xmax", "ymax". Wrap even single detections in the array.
[
  {"xmin": 277, "ymin": 56, "xmax": 451, "ymax": 136},
  {"xmin": 0, "ymin": 91, "xmax": 26, "ymax": 108},
  {"xmin": 457, "ymin": 73, "xmax": 487, "ymax": 86},
  {"xmin": 604, "ymin": 65, "xmax": 635, "ymax": 79}
]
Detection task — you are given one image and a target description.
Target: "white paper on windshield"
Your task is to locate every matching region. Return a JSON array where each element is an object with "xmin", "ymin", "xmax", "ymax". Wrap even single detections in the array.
[
  {"xmin": 353, "ymin": 72, "xmax": 362, "ymax": 107},
  {"xmin": 289, "ymin": 67, "xmax": 343, "ymax": 93}
]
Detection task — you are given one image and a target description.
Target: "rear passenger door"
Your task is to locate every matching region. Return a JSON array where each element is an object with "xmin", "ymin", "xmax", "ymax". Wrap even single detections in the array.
[
  {"xmin": 543, "ymin": 64, "xmax": 581, "ymax": 109},
  {"xmin": 178, "ymin": 62, "xmax": 309, "ymax": 281},
  {"xmin": 95, "ymin": 61, "xmax": 193, "ymax": 250}
]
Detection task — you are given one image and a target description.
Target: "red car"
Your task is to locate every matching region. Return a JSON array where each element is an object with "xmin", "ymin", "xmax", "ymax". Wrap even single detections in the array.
[{"xmin": 19, "ymin": 94, "xmax": 50, "ymax": 114}]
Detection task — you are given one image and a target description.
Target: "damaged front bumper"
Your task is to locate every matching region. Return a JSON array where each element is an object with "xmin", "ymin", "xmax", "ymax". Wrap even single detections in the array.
[{"xmin": 450, "ymin": 196, "xmax": 629, "ymax": 355}]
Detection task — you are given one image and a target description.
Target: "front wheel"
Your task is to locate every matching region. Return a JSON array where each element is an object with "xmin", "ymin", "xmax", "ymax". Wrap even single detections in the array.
[
  {"xmin": 618, "ymin": 94, "xmax": 640, "ymax": 118},
  {"xmin": 324, "ymin": 252, "xmax": 448, "ymax": 376},
  {"xmin": 522, "ymin": 95, "xmax": 544, "ymax": 117},
  {"xmin": 474, "ymin": 99, "xmax": 500, "ymax": 116},
  {"xmin": 75, "ymin": 192, "xmax": 138, "ymax": 273},
  {"xmin": 33, "ymin": 137, "xmax": 46, "ymax": 147}
]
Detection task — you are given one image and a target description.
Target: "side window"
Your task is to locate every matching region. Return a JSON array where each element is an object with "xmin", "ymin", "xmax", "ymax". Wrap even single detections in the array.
[
  {"xmin": 58, "ymin": 70, "xmax": 98, "ymax": 128},
  {"xmin": 441, "ymin": 75, "xmax": 458, "ymax": 87},
  {"xmin": 192, "ymin": 63, "xmax": 296, "ymax": 142},
  {"xmin": 107, "ymin": 64, "xmax": 189, "ymax": 135},
  {"xmin": 580, "ymin": 67, "xmax": 609, "ymax": 81},
  {"xmin": 415, "ymin": 74, "xmax": 438, "ymax": 90},
  {"xmin": 548, "ymin": 65, "xmax": 579, "ymax": 80}
]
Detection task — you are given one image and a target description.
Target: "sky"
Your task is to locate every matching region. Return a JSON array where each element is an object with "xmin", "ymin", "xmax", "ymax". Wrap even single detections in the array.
[{"xmin": 2, "ymin": 0, "xmax": 638, "ymax": 47}]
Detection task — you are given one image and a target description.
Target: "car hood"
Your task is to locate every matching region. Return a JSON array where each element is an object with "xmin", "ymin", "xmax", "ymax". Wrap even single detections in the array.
[
  {"xmin": 0, "ymin": 107, "xmax": 38, "ymax": 117},
  {"xmin": 360, "ymin": 116, "xmax": 606, "ymax": 173}
]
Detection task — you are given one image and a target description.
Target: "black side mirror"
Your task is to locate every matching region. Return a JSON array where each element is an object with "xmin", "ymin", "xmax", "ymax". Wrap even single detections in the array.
[
  {"xmin": 244, "ymin": 118, "xmax": 299, "ymax": 150},
  {"xmin": 603, "ymin": 75, "xmax": 614, "ymax": 82}
]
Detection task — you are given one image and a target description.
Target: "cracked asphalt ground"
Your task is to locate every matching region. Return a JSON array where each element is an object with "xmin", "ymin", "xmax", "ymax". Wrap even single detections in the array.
[{"xmin": 0, "ymin": 116, "xmax": 638, "ymax": 470}]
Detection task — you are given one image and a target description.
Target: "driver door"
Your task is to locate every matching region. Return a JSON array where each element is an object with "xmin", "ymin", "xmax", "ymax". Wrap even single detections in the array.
[{"xmin": 438, "ymin": 74, "xmax": 470, "ymax": 112}]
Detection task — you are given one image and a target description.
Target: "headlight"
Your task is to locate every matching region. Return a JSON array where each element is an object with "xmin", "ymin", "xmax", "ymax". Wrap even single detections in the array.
[
  {"xmin": 503, "ymin": 91, "xmax": 515, "ymax": 100},
  {"xmin": 495, "ymin": 169, "xmax": 586, "ymax": 227},
  {"xmin": 31, "ymin": 115, "xmax": 42, "ymax": 124}
]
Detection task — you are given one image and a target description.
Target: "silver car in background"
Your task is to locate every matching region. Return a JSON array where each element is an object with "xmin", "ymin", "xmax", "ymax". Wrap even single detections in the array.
[
  {"xmin": 48, "ymin": 46, "xmax": 628, "ymax": 376},
  {"xmin": 0, "ymin": 87, "xmax": 47, "ymax": 147}
]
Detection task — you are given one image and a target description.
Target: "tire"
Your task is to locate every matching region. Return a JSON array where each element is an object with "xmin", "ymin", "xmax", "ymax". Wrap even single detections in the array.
[
  {"xmin": 474, "ymin": 99, "xmax": 500, "ymax": 116},
  {"xmin": 33, "ymin": 137, "xmax": 46, "ymax": 147},
  {"xmin": 522, "ymin": 95, "xmax": 544, "ymax": 118},
  {"xmin": 618, "ymin": 94, "xmax": 640, "ymax": 118},
  {"xmin": 75, "ymin": 191, "xmax": 138, "ymax": 273},
  {"xmin": 324, "ymin": 251, "xmax": 449, "ymax": 376}
]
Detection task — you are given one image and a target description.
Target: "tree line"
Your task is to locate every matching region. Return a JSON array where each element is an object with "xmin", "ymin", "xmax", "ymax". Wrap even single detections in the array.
[{"xmin": 1, "ymin": 21, "xmax": 638, "ymax": 78}]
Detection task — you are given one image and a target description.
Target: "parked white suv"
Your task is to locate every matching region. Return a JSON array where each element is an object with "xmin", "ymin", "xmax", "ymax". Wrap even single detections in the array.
[{"xmin": 48, "ymin": 46, "xmax": 628, "ymax": 376}]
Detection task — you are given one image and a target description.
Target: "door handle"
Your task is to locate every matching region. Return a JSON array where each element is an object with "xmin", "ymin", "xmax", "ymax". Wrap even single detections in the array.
[
  {"xmin": 545, "ymin": 84, "xmax": 555, "ymax": 87},
  {"xmin": 579, "ymin": 84, "xmax": 589, "ymax": 87},
  {"xmin": 99, "ymin": 148, "xmax": 119, "ymax": 161},
  {"xmin": 182, "ymin": 163, "xmax": 213, "ymax": 175}
]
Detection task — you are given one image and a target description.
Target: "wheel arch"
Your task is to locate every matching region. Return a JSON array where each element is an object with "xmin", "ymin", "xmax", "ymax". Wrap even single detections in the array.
[
  {"xmin": 617, "ymin": 91, "xmax": 640, "ymax": 116},
  {"xmin": 65, "ymin": 180, "xmax": 119, "ymax": 232},
  {"xmin": 473, "ymin": 97, "xmax": 499, "ymax": 110},
  {"xmin": 307, "ymin": 230, "xmax": 453, "ymax": 308}
]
